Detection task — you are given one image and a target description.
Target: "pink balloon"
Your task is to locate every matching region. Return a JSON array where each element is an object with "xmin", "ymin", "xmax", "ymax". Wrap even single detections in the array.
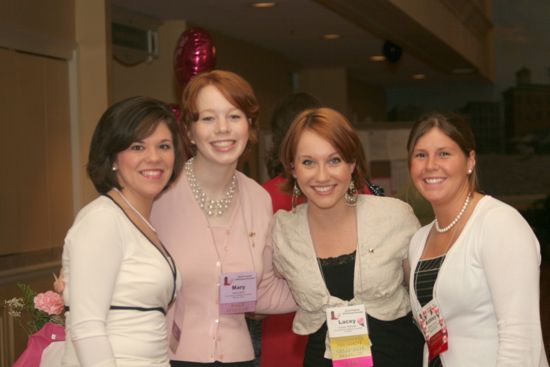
[
  {"xmin": 168, "ymin": 103, "xmax": 181, "ymax": 121},
  {"xmin": 174, "ymin": 27, "xmax": 216, "ymax": 88}
]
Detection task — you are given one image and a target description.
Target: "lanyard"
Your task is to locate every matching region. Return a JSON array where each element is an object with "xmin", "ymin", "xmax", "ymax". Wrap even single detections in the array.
[{"xmin": 204, "ymin": 186, "xmax": 257, "ymax": 276}]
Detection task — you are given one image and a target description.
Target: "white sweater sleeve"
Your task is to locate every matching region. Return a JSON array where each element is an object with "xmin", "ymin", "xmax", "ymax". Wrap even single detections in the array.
[
  {"xmin": 480, "ymin": 206, "xmax": 546, "ymax": 367},
  {"xmin": 66, "ymin": 207, "xmax": 125, "ymax": 367}
]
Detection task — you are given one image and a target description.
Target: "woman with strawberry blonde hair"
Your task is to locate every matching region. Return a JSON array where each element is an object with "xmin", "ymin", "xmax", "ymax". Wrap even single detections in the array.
[
  {"xmin": 272, "ymin": 107, "xmax": 424, "ymax": 367},
  {"xmin": 152, "ymin": 70, "xmax": 295, "ymax": 367}
]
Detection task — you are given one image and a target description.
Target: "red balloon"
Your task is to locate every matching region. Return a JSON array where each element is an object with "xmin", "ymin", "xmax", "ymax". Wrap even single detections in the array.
[{"xmin": 174, "ymin": 27, "xmax": 216, "ymax": 88}]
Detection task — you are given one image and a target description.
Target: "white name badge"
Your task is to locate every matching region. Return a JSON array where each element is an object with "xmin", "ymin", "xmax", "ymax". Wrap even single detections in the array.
[
  {"xmin": 219, "ymin": 272, "xmax": 257, "ymax": 314},
  {"xmin": 326, "ymin": 304, "xmax": 373, "ymax": 367}
]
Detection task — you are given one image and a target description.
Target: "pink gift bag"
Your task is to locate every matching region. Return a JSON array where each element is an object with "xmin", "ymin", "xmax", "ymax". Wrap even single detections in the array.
[{"xmin": 13, "ymin": 322, "xmax": 65, "ymax": 367}]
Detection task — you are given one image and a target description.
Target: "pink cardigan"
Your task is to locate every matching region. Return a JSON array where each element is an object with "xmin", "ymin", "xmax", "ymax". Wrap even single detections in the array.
[{"xmin": 151, "ymin": 170, "xmax": 295, "ymax": 363}]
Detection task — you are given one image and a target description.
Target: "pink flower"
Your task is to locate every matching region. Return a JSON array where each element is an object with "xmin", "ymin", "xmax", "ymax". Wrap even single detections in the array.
[{"xmin": 34, "ymin": 291, "xmax": 64, "ymax": 315}]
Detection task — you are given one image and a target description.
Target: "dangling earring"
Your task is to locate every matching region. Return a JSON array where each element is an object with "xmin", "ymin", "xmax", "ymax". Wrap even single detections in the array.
[
  {"xmin": 467, "ymin": 168, "xmax": 473, "ymax": 175},
  {"xmin": 112, "ymin": 164, "xmax": 118, "ymax": 171},
  {"xmin": 292, "ymin": 181, "xmax": 302, "ymax": 213},
  {"xmin": 344, "ymin": 181, "xmax": 358, "ymax": 207}
]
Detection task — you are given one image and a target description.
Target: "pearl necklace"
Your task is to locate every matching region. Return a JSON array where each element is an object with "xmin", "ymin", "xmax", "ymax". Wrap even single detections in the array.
[
  {"xmin": 184, "ymin": 158, "xmax": 237, "ymax": 217},
  {"xmin": 113, "ymin": 188, "xmax": 156, "ymax": 233},
  {"xmin": 434, "ymin": 193, "xmax": 472, "ymax": 233}
]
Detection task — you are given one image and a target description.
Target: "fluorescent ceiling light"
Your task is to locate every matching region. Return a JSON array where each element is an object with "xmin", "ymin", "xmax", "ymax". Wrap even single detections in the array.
[
  {"xmin": 251, "ymin": 2, "xmax": 276, "ymax": 8},
  {"xmin": 370, "ymin": 55, "xmax": 386, "ymax": 62},
  {"xmin": 323, "ymin": 34, "xmax": 341, "ymax": 40}
]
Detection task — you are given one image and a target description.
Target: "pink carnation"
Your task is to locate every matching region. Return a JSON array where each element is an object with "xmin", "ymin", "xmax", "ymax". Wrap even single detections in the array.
[{"xmin": 34, "ymin": 291, "xmax": 64, "ymax": 315}]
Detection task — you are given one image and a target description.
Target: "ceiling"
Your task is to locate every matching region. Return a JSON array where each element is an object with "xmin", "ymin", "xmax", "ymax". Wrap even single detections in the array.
[{"xmin": 110, "ymin": 0, "xmax": 490, "ymax": 88}]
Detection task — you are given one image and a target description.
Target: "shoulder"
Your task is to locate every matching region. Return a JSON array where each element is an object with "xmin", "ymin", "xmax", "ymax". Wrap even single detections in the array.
[
  {"xmin": 475, "ymin": 196, "xmax": 526, "ymax": 226},
  {"xmin": 472, "ymin": 196, "xmax": 534, "ymax": 238},
  {"xmin": 359, "ymin": 195, "xmax": 416, "ymax": 218},
  {"xmin": 358, "ymin": 196, "xmax": 420, "ymax": 242},
  {"xmin": 274, "ymin": 206, "xmax": 298, "ymax": 225},
  {"xmin": 73, "ymin": 196, "xmax": 120, "ymax": 224},
  {"xmin": 67, "ymin": 196, "xmax": 123, "ymax": 238},
  {"xmin": 274, "ymin": 205, "xmax": 306, "ymax": 234}
]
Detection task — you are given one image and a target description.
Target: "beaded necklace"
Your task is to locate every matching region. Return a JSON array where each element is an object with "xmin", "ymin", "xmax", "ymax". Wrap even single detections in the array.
[
  {"xmin": 184, "ymin": 157, "xmax": 237, "ymax": 217},
  {"xmin": 434, "ymin": 193, "xmax": 472, "ymax": 233}
]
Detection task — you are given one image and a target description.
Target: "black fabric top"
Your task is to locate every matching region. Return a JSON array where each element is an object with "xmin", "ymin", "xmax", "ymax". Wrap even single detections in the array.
[{"xmin": 414, "ymin": 255, "xmax": 446, "ymax": 367}]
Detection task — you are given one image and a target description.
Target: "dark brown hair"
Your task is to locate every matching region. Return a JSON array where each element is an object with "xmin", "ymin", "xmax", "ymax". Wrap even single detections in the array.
[
  {"xmin": 87, "ymin": 96, "xmax": 185, "ymax": 194},
  {"xmin": 181, "ymin": 70, "xmax": 259, "ymax": 154},
  {"xmin": 279, "ymin": 107, "xmax": 367, "ymax": 194},
  {"xmin": 267, "ymin": 92, "xmax": 321, "ymax": 178},
  {"xmin": 407, "ymin": 111, "xmax": 478, "ymax": 190}
]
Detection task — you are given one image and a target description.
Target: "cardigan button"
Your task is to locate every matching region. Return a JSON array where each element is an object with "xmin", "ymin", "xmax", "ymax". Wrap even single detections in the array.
[{"xmin": 368, "ymin": 248, "xmax": 374, "ymax": 253}]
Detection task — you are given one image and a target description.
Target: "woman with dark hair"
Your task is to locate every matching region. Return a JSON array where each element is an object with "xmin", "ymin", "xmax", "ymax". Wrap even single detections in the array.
[
  {"xmin": 407, "ymin": 111, "xmax": 548, "ymax": 367},
  {"xmin": 272, "ymin": 107, "xmax": 424, "ymax": 367},
  {"xmin": 151, "ymin": 70, "xmax": 295, "ymax": 367},
  {"xmin": 62, "ymin": 96, "xmax": 185, "ymax": 366}
]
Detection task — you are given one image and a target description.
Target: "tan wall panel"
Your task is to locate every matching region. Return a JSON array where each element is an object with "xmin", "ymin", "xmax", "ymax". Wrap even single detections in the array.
[
  {"xmin": 348, "ymin": 77, "xmax": 387, "ymax": 124},
  {"xmin": 112, "ymin": 20, "xmax": 186, "ymax": 104},
  {"xmin": 0, "ymin": 0, "xmax": 75, "ymax": 60},
  {"xmin": 75, "ymin": 0, "xmax": 110, "ymax": 204},
  {"xmin": 0, "ymin": 50, "xmax": 72, "ymax": 256},
  {"xmin": 44, "ymin": 58, "xmax": 73, "ymax": 246},
  {"xmin": 0, "ymin": 0, "xmax": 15, "ymax": 28},
  {"xmin": 13, "ymin": 0, "xmax": 74, "ymax": 40},
  {"xmin": 15, "ymin": 53, "xmax": 50, "ymax": 252},
  {"xmin": 0, "ymin": 49, "xmax": 18, "ymax": 255},
  {"xmin": 299, "ymin": 68, "xmax": 348, "ymax": 113}
]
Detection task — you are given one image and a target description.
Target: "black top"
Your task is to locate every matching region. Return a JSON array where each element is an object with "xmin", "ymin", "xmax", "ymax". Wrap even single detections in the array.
[
  {"xmin": 304, "ymin": 251, "xmax": 356, "ymax": 367},
  {"xmin": 303, "ymin": 250, "xmax": 424, "ymax": 367},
  {"xmin": 414, "ymin": 255, "xmax": 446, "ymax": 367}
]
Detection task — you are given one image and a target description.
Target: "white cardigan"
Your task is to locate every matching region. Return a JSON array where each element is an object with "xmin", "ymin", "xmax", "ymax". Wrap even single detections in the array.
[
  {"xmin": 273, "ymin": 195, "xmax": 419, "ymax": 335},
  {"xmin": 408, "ymin": 196, "xmax": 549, "ymax": 367}
]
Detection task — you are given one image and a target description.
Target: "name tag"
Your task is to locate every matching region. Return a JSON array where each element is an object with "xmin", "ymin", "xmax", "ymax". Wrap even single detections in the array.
[
  {"xmin": 418, "ymin": 300, "xmax": 448, "ymax": 361},
  {"xmin": 219, "ymin": 272, "xmax": 257, "ymax": 314},
  {"xmin": 326, "ymin": 304, "xmax": 373, "ymax": 367}
]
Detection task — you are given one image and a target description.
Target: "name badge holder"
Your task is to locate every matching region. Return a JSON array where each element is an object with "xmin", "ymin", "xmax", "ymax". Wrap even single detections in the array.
[
  {"xmin": 418, "ymin": 300, "xmax": 448, "ymax": 361},
  {"xmin": 219, "ymin": 271, "xmax": 257, "ymax": 314},
  {"xmin": 326, "ymin": 304, "xmax": 373, "ymax": 367},
  {"xmin": 169, "ymin": 321, "xmax": 182, "ymax": 353}
]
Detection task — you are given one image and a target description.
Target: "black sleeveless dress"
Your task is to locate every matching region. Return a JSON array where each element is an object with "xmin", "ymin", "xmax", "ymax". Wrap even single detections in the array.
[{"xmin": 303, "ymin": 251, "xmax": 424, "ymax": 367}]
